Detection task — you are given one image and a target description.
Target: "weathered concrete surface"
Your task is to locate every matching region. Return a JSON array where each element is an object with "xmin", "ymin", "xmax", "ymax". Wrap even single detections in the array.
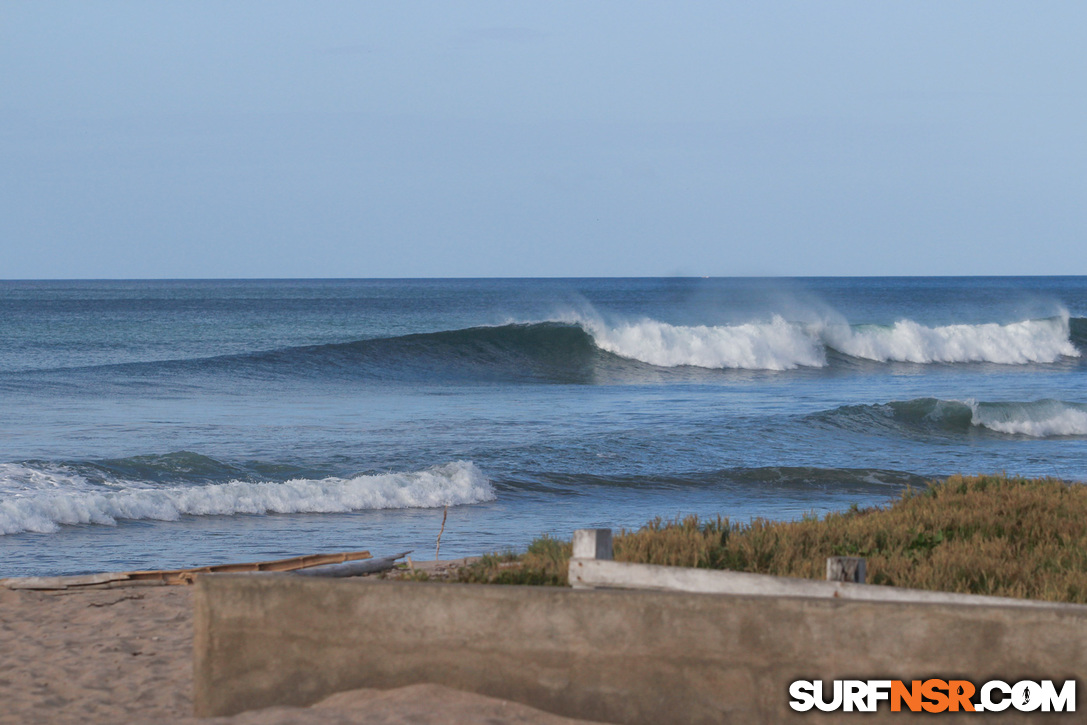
[
  {"xmin": 194, "ymin": 575, "xmax": 1087, "ymax": 724},
  {"xmin": 570, "ymin": 558, "xmax": 1087, "ymax": 609}
]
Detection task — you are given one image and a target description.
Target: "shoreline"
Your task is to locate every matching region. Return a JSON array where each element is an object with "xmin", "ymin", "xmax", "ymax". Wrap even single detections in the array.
[{"xmin": 5, "ymin": 473, "xmax": 1087, "ymax": 721}]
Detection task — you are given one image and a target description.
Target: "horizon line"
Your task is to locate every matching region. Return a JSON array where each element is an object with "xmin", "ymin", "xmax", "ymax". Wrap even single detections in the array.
[{"xmin": 3, "ymin": 274, "xmax": 1086, "ymax": 283}]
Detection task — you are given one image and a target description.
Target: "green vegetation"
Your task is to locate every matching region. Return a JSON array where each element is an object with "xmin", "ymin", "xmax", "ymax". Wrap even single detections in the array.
[{"xmin": 456, "ymin": 474, "xmax": 1087, "ymax": 603}]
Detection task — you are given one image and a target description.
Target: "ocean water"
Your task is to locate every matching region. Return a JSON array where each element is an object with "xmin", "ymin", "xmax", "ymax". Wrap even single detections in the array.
[{"xmin": 1, "ymin": 277, "xmax": 1085, "ymax": 577}]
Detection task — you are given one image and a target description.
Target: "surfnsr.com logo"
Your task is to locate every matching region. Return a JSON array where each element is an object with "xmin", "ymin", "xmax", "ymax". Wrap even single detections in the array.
[{"xmin": 789, "ymin": 679, "xmax": 1075, "ymax": 713}]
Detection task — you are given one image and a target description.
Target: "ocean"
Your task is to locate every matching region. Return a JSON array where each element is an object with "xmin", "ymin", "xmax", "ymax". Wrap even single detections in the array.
[{"xmin": 1, "ymin": 277, "xmax": 1085, "ymax": 578}]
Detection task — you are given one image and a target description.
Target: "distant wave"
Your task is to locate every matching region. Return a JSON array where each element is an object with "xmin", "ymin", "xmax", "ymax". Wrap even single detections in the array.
[
  {"xmin": 19, "ymin": 314, "xmax": 1083, "ymax": 383},
  {"xmin": 175, "ymin": 322, "xmax": 603, "ymax": 383},
  {"xmin": 0, "ymin": 460, "xmax": 493, "ymax": 535},
  {"xmin": 813, "ymin": 398, "xmax": 1087, "ymax": 439}
]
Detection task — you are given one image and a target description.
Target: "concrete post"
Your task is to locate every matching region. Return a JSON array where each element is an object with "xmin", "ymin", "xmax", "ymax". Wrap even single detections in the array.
[
  {"xmin": 572, "ymin": 529, "xmax": 613, "ymax": 561},
  {"xmin": 826, "ymin": 556, "xmax": 866, "ymax": 584}
]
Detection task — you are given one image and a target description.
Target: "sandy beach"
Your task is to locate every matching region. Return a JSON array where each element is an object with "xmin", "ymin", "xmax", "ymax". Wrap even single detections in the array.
[
  {"xmin": 0, "ymin": 578, "xmax": 605, "ymax": 725},
  {"xmin": 0, "ymin": 585, "xmax": 193, "ymax": 724}
]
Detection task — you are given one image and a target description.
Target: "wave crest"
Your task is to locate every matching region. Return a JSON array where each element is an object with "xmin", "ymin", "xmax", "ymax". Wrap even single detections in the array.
[
  {"xmin": 814, "ymin": 397, "xmax": 1087, "ymax": 439},
  {"xmin": 0, "ymin": 461, "xmax": 494, "ymax": 535},
  {"xmin": 574, "ymin": 313, "xmax": 1079, "ymax": 370},
  {"xmin": 31, "ymin": 314, "xmax": 1082, "ymax": 380},
  {"xmin": 820, "ymin": 316, "xmax": 1079, "ymax": 365},
  {"xmin": 582, "ymin": 316, "xmax": 826, "ymax": 370},
  {"xmin": 969, "ymin": 399, "xmax": 1087, "ymax": 437}
]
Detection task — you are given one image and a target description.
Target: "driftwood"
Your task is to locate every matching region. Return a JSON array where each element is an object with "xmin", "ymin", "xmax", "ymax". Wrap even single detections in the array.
[{"xmin": 294, "ymin": 551, "xmax": 412, "ymax": 578}]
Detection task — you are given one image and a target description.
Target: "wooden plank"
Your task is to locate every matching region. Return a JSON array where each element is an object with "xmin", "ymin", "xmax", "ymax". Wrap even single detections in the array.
[
  {"xmin": 124, "ymin": 550, "xmax": 373, "ymax": 585},
  {"xmin": 2, "ymin": 550, "xmax": 373, "ymax": 590}
]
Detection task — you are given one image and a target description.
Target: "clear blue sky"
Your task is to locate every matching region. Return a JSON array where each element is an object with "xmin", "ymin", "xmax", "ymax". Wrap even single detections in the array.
[{"xmin": 1, "ymin": 2, "xmax": 1084, "ymax": 278}]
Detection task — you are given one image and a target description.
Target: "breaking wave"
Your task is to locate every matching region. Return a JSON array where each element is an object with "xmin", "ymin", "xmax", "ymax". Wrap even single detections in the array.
[
  {"xmin": 970, "ymin": 399, "xmax": 1087, "ymax": 437},
  {"xmin": 21, "ymin": 314, "xmax": 1083, "ymax": 381},
  {"xmin": 580, "ymin": 316, "xmax": 825, "ymax": 370},
  {"xmin": 584, "ymin": 314, "xmax": 1079, "ymax": 369},
  {"xmin": 819, "ymin": 316, "xmax": 1079, "ymax": 365},
  {"xmin": 814, "ymin": 398, "xmax": 1087, "ymax": 439},
  {"xmin": 0, "ymin": 460, "xmax": 494, "ymax": 535}
]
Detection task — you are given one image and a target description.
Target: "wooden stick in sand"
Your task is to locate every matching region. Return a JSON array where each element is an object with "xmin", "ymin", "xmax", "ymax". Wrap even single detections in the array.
[{"xmin": 435, "ymin": 505, "xmax": 448, "ymax": 561}]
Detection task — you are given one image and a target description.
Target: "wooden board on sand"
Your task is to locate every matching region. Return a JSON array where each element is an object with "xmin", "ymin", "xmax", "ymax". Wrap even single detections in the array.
[{"xmin": 0, "ymin": 549, "xmax": 373, "ymax": 590}]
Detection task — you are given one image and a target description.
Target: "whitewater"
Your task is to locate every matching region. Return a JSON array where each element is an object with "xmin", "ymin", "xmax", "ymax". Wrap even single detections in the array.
[
  {"xmin": 968, "ymin": 399, "xmax": 1087, "ymax": 438},
  {"xmin": 0, "ymin": 461, "xmax": 492, "ymax": 535},
  {"xmin": 577, "ymin": 312, "xmax": 1079, "ymax": 370}
]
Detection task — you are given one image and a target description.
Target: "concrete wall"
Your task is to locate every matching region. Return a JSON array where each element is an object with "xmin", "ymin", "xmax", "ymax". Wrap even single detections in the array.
[{"xmin": 194, "ymin": 575, "xmax": 1087, "ymax": 723}]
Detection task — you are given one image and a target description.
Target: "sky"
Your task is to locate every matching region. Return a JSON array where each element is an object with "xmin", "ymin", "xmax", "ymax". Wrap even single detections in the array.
[{"xmin": 1, "ymin": 1, "xmax": 1085, "ymax": 278}]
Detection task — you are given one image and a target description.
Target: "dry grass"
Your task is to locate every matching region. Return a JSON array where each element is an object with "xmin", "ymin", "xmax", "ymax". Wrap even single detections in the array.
[{"xmin": 457, "ymin": 474, "xmax": 1087, "ymax": 603}]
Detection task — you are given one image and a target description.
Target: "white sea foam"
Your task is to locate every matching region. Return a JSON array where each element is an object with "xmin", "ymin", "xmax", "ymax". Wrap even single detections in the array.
[
  {"xmin": 581, "ymin": 316, "xmax": 826, "ymax": 370},
  {"xmin": 0, "ymin": 461, "xmax": 494, "ymax": 535},
  {"xmin": 571, "ymin": 312, "xmax": 1079, "ymax": 370},
  {"xmin": 969, "ymin": 400, "xmax": 1087, "ymax": 437},
  {"xmin": 819, "ymin": 316, "xmax": 1079, "ymax": 365}
]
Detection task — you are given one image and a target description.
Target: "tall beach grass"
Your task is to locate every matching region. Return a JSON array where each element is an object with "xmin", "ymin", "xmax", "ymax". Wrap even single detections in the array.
[{"xmin": 457, "ymin": 474, "xmax": 1087, "ymax": 603}]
